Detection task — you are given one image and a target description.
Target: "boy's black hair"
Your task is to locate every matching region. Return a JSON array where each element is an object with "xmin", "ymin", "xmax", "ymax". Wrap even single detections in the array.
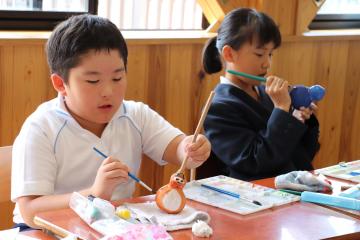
[
  {"xmin": 46, "ymin": 14, "xmax": 128, "ymax": 83},
  {"xmin": 202, "ymin": 8, "xmax": 281, "ymax": 74}
]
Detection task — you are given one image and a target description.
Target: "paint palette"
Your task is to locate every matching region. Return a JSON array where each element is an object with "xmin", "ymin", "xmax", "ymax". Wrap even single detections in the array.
[
  {"xmin": 315, "ymin": 160, "xmax": 360, "ymax": 183},
  {"xmin": 184, "ymin": 175, "xmax": 300, "ymax": 215}
]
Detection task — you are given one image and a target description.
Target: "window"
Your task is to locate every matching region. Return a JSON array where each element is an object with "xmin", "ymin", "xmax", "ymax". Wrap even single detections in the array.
[
  {"xmin": 0, "ymin": 0, "xmax": 203, "ymax": 31},
  {"xmin": 97, "ymin": 0, "xmax": 203, "ymax": 30},
  {"xmin": 309, "ymin": 0, "xmax": 360, "ymax": 29},
  {"xmin": 0, "ymin": 0, "xmax": 97, "ymax": 30}
]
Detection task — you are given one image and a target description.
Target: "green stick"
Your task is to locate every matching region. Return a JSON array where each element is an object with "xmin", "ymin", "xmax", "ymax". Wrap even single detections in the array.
[{"xmin": 227, "ymin": 70, "xmax": 266, "ymax": 82}]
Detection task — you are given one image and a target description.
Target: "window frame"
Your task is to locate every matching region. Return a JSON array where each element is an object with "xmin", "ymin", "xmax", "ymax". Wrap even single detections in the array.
[
  {"xmin": 0, "ymin": 0, "xmax": 98, "ymax": 30},
  {"xmin": 309, "ymin": 14, "xmax": 360, "ymax": 30}
]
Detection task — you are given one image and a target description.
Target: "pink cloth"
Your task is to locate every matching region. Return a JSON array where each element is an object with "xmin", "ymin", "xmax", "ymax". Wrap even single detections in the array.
[{"xmin": 101, "ymin": 224, "xmax": 172, "ymax": 240}]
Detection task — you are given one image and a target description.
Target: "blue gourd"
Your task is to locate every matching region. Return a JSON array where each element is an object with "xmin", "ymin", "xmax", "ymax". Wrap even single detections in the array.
[{"xmin": 290, "ymin": 85, "xmax": 325, "ymax": 110}]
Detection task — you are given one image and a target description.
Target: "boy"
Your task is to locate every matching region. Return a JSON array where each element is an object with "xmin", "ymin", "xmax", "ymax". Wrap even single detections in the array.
[{"xmin": 11, "ymin": 14, "xmax": 211, "ymax": 229}]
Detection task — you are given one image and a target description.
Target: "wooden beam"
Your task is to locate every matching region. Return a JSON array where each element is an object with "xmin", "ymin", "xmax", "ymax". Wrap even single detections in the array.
[
  {"xmin": 198, "ymin": 0, "xmax": 326, "ymax": 36},
  {"xmin": 197, "ymin": 0, "xmax": 261, "ymax": 32},
  {"xmin": 205, "ymin": 17, "xmax": 223, "ymax": 33},
  {"xmin": 197, "ymin": 0, "xmax": 225, "ymax": 32},
  {"xmin": 198, "ymin": 0, "xmax": 298, "ymax": 35},
  {"xmin": 214, "ymin": 0, "xmax": 260, "ymax": 14},
  {"xmin": 296, "ymin": 0, "xmax": 326, "ymax": 35}
]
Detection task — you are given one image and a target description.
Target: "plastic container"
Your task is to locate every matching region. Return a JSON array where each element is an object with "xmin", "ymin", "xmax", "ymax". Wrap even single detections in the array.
[{"xmin": 301, "ymin": 191, "xmax": 360, "ymax": 211}]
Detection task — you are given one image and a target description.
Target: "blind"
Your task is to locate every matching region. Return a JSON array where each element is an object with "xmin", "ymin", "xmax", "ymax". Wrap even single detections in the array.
[
  {"xmin": 97, "ymin": 0, "xmax": 203, "ymax": 30},
  {"xmin": 0, "ymin": 0, "xmax": 89, "ymax": 12},
  {"xmin": 318, "ymin": 0, "xmax": 360, "ymax": 14}
]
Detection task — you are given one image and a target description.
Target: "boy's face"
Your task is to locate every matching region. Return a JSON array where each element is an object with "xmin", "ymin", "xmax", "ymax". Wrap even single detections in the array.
[
  {"xmin": 230, "ymin": 41, "xmax": 275, "ymax": 85},
  {"xmin": 60, "ymin": 49, "xmax": 127, "ymax": 130}
]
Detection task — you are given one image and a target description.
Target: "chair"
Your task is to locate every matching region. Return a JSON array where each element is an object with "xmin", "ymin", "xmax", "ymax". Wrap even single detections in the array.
[{"xmin": 0, "ymin": 146, "xmax": 14, "ymax": 230}]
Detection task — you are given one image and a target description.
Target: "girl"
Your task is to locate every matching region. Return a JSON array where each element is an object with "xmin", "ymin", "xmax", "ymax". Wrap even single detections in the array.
[{"xmin": 197, "ymin": 8, "xmax": 320, "ymax": 181}]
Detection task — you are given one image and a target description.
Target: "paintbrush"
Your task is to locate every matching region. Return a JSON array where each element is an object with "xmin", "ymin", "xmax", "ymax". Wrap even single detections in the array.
[
  {"xmin": 201, "ymin": 183, "xmax": 262, "ymax": 206},
  {"xmin": 93, "ymin": 147, "xmax": 153, "ymax": 192},
  {"xmin": 177, "ymin": 91, "xmax": 215, "ymax": 175}
]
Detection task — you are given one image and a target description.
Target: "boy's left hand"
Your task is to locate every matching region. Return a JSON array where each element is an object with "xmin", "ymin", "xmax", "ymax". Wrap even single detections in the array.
[{"xmin": 183, "ymin": 134, "xmax": 211, "ymax": 169}]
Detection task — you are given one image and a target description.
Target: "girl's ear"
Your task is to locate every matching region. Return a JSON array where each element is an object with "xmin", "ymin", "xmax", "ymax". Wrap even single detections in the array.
[
  {"xmin": 51, "ymin": 74, "xmax": 67, "ymax": 96},
  {"xmin": 222, "ymin": 45, "xmax": 236, "ymax": 63}
]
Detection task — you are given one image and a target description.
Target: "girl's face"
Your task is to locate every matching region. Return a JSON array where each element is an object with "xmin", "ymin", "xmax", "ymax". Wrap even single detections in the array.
[
  {"xmin": 226, "ymin": 41, "xmax": 275, "ymax": 86},
  {"xmin": 58, "ymin": 49, "xmax": 127, "ymax": 134}
]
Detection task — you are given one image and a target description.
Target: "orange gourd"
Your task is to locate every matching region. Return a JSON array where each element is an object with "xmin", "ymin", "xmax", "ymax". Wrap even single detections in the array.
[
  {"xmin": 155, "ymin": 172, "xmax": 187, "ymax": 214},
  {"xmin": 155, "ymin": 92, "xmax": 215, "ymax": 214}
]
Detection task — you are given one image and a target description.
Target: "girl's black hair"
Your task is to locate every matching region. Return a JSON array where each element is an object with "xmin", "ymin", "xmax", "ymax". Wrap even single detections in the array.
[
  {"xmin": 202, "ymin": 8, "xmax": 281, "ymax": 74},
  {"xmin": 46, "ymin": 14, "xmax": 128, "ymax": 83}
]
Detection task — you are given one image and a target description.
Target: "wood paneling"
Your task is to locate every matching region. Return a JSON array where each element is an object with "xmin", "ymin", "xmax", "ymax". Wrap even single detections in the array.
[
  {"xmin": 0, "ymin": 46, "xmax": 14, "ymax": 146},
  {"xmin": 261, "ymin": 0, "xmax": 298, "ymax": 36},
  {"xmin": 340, "ymin": 41, "xmax": 360, "ymax": 166},
  {"xmin": 272, "ymin": 41, "xmax": 350, "ymax": 169}
]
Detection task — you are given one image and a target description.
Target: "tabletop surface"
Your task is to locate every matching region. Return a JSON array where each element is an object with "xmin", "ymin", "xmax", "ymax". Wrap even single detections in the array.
[{"xmin": 25, "ymin": 177, "xmax": 360, "ymax": 240}]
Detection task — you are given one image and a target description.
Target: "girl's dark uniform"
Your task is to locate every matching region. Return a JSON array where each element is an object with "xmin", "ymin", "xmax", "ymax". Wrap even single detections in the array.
[{"xmin": 197, "ymin": 83, "xmax": 320, "ymax": 181}]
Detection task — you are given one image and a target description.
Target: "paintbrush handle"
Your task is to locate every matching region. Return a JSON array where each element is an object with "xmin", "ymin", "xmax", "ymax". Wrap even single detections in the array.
[
  {"xmin": 201, "ymin": 183, "xmax": 239, "ymax": 198},
  {"xmin": 201, "ymin": 184, "xmax": 262, "ymax": 206},
  {"xmin": 178, "ymin": 91, "xmax": 215, "ymax": 174},
  {"xmin": 128, "ymin": 172, "xmax": 153, "ymax": 192},
  {"xmin": 93, "ymin": 147, "xmax": 153, "ymax": 192},
  {"xmin": 192, "ymin": 91, "xmax": 215, "ymax": 141}
]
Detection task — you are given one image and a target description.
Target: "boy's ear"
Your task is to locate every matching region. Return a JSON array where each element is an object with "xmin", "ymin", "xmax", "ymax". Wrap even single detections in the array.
[
  {"xmin": 51, "ymin": 74, "xmax": 67, "ymax": 96},
  {"xmin": 222, "ymin": 45, "xmax": 236, "ymax": 63}
]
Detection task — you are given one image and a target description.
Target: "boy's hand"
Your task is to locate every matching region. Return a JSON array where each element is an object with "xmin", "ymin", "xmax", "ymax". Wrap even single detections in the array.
[
  {"xmin": 266, "ymin": 76, "xmax": 291, "ymax": 112},
  {"xmin": 183, "ymin": 134, "xmax": 211, "ymax": 169},
  {"xmin": 91, "ymin": 157, "xmax": 129, "ymax": 200},
  {"xmin": 292, "ymin": 102, "xmax": 318, "ymax": 123}
]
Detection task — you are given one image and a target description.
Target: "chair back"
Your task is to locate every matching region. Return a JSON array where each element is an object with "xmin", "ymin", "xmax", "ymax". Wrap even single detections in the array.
[
  {"xmin": 0, "ymin": 146, "xmax": 12, "ymax": 202},
  {"xmin": 0, "ymin": 146, "xmax": 14, "ymax": 229}
]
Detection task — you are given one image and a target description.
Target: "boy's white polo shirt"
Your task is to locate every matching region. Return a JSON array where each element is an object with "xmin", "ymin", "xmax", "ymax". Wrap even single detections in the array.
[{"xmin": 11, "ymin": 95, "xmax": 183, "ymax": 223}]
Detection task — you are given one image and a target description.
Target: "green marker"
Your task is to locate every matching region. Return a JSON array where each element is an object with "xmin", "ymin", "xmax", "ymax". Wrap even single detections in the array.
[
  {"xmin": 279, "ymin": 189, "xmax": 302, "ymax": 196},
  {"xmin": 227, "ymin": 70, "xmax": 266, "ymax": 83}
]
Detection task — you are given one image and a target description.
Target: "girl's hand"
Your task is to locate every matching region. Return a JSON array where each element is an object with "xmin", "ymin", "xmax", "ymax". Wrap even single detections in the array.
[
  {"xmin": 91, "ymin": 157, "xmax": 129, "ymax": 200},
  {"xmin": 292, "ymin": 103, "xmax": 318, "ymax": 123},
  {"xmin": 266, "ymin": 76, "xmax": 291, "ymax": 112},
  {"xmin": 310, "ymin": 102, "xmax": 318, "ymax": 115},
  {"xmin": 183, "ymin": 134, "xmax": 211, "ymax": 169}
]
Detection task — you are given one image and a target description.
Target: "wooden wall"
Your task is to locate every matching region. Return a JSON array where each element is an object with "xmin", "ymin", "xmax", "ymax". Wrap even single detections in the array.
[{"xmin": 272, "ymin": 38, "xmax": 360, "ymax": 168}]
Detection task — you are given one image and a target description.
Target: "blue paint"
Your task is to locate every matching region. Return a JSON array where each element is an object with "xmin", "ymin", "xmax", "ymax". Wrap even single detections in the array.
[{"xmin": 349, "ymin": 171, "xmax": 360, "ymax": 176}]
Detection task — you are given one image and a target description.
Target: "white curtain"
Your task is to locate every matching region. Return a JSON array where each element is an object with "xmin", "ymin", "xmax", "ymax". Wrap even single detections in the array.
[{"xmin": 97, "ymin": 0, "xmax": 203, "ymax": 30}]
